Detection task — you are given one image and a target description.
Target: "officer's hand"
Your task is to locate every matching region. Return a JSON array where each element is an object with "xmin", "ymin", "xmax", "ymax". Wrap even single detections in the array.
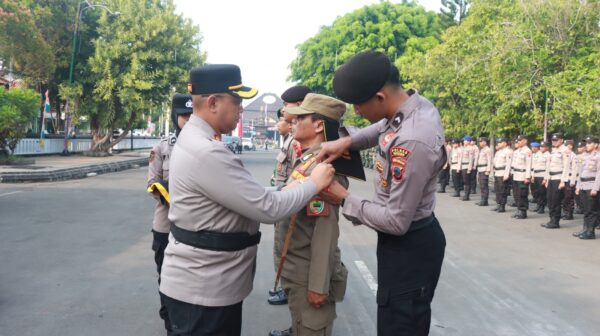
[
  {"xmin": 592, "ymin": 190, "xmax": 598, "ymax": 197},
  {"xmin": 503, "ymin": 176, "xmax": 509, "ymax": 182},
  {"xmin": 559, "ymin": 181, "xmax": 565, "ymax": 190},
  {"xmin": 309, "ymin": 163, "xmax": 335, "ymax": 192},
  {"xmin": 575, "ymin": 188, "xmax": 580, "ymax": 195},
  {"xmin": 543, "ymin": 179, "xmax": 548, "ymax": 187},
  {"xmin": 307, "ymin": 290, "xmax": 328, "ymax": 308},
  {"xmin": 318, "ymin": 180, "xmax": 348, "ymax": 205},
  {"xmin": 524, "ymin": 178, "xmax": 530, "ymax": 185},
  {"xmin": 485, "ymin": 171, "xmax": 490, "ymax": 176},
  {"xmin": 315, "ymin": 137, "xmax": 352, "ymax": 164}
]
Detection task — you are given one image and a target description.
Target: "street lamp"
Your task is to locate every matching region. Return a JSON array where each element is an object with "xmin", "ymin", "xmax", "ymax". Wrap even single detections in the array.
[{"xmin": 62, "ymin": 1, "xmax": 120, "ymax": 155}]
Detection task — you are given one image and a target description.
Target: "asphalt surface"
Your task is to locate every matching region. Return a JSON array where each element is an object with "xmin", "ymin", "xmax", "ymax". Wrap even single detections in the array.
[{"xmin": 1, "ymin": 150, "xmax": 599, "ymax": 336}]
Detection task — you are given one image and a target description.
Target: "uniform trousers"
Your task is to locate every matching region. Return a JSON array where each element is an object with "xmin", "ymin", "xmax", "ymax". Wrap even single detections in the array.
[
  {"xmin": 281, "ymin": 281, "xmax": 336, "ymax": 336},
  {"xmin": 152, "ymin": 230, "xmax": 172, "ymax": 333},
  {"xmin": 451, "ymin": 170, "xmax": 462, "ymax": 191},
  {"xmin": 562, "ymin": 183, "xmax": 575, "ymax": 215},
  {"xmin": 376, "ymin": 215, "xmax": 446, "ymax": 336},
  {"xmin": 460, "ymin": 169, "xmax": 471, "ymax": 195},
  {"xmin": 547, "ymin": 180, "xmax": 565, "ymax": 220},
  {"xmin": 581, "ymin": 190, "xmax": 599, "ymax": 232},
  {"xmin": 512, "ymin": 180, "xmax": 529, "ymax": 211},
  {"xmin": 494, "ymin": 177, "xmax": 509, "ymax": 205},
  {"xmin": 531, "ymin": 177, "xmax": 547, "ymax": 207},
  {"xmin": 438, "ymin": 167, "xmax": 450, "ymax": 188},
  {"xmin": 163, "ymin": 295, "xmax": 242, "ymax": 336},
  {"xmin": 470, "ymin": 169, "xmax": 477, "ymax": 193},
  {"xmin": 478, "ymin": 172, "xmax": 489, "ymax": 200}
]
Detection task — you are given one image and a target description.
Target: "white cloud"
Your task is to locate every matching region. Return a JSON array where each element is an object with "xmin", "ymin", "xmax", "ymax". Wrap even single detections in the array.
[{"xmin": 174, "ymin": 0, "xmax": 441, "ymax": 102}]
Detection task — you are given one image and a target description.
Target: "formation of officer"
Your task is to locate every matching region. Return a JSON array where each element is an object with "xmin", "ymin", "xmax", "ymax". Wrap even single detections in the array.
[
  {"xmin": 146, "ymin": 93, "xmax": 193, "ymax": 335},
  {"xmin": 158, "ymin": 64, "xmax": 335, "ymax": 335},
  {"xmin": 442, "ymin": 131, "xmax": 598, "ymax": 240},
  {"xmin": 317, "ymin": 51, "xmax": 447, "ymax": 336},
  {"xmin": 269, "ymin": 85, "xmax": 312, "ymax": 308},
  {"xmin": 460, "ymin": 136, "xmax": 475, "ymax": 201}
]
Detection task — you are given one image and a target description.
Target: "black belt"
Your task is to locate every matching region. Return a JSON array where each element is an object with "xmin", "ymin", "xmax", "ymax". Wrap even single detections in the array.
[
  {"xmin": 494, "ymin": 166, "xmax": 505, "ymax": 170},
  {"xmin": 170, "ymin": 224, "xmax": 261, "ymax": 252},
  {"xmin": 451, "ymin": 161, "xmax": 458, "ymax": 164},
  {"xmin": 533, "ymin": 169, "xmax": 545, "ymax": 173},
  {"xmin": 512, "ymin": 168, "xmax": 526, "ymax": 172},
  {"xmin": 477, "ymin": 164, "xmax": 487, "ymax": 167},
  {"xmin": 581, "ymin": 177, "xmax": 596, "ymax": 182},
  {"xmin": 549, "ymin": 171, "xmax": 562, "ymax": 176}
]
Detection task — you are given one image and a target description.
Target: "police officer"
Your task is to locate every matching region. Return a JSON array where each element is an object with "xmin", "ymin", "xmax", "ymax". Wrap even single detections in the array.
[
  {"xmin": 542, "ymin": 133, "xmax": 571, "ymax": 229},
  {"xmin": 492, "ymin": 138, "xmax": 512, "ymax": 213},
  {"xmin": 159, "ymin": 64, "xmax": 335, "ymax": 336},
  {"xmin": 450, "ymin": 138, "xmax": 463, "ymax": 197},
  {"xmin": 318, "ymin": 50, "xmax": 447, "ymax": 336},
  {"xmin": 562, "ymin": 139, "xmax": 576, "ymax": 220},
  {"xmin": 574, "ymin": 136, "xmax": 600, "ymax": 240},
  {"xmin": 437, "ymin": 138, "xmax": 451, "ymax": 193},
  {"xmin": 147, "ymin": 93, "xmax": 192, "ymax": 334},
  {"xmin": 572, "ymin": 141, "xmax": 587, "ymax": 215},
  {"xmin": 461, "ymin": 136, "xmax": 475, "ymax": 201},
  {"xmin": 475, "ymin": 137, "xmax": 492, "ymax": 206},
  {"xmin": 470, "ymin": 138, "xmax": 479, "ymax": 194},
  {"xmin": 510, "ymin": 135, "xmax": 532, "ymax": 219},
  {"xmin": 531, "ymin": 141, "xmax": 549, "ymax": 214},
  {"xmin": 270, "ymin": 93, "xmax": 350, "ymax": 336},
  {"xmin": 269, "ymin": 85, "xmax": 312, "ymax": 307}
]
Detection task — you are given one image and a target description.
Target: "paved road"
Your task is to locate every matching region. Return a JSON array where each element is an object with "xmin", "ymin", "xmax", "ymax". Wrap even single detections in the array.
[{"xmin": 1, "ymin": 150, "xmax": 599, "ymax": 336}]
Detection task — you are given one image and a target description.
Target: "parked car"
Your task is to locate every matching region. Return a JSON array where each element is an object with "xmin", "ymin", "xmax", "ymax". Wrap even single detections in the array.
[{"xmin": 242, "ymin": 137, "xmax": 255, "ymax": 151}]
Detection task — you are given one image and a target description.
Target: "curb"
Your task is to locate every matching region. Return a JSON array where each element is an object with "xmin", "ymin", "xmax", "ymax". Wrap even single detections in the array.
[{"xmin": 0, "ymin": 157, "xmax": 148, "ymax": 183}]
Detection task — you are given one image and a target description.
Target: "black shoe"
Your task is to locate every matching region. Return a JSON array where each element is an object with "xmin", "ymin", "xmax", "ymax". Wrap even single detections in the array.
[
  {"xmin": 269, "ymin": 327, "xmax": 292, "ymax": 336},
  {"xmin": 437, "ymin": 189, "xmax": 446, "ymax": 193},
  {"xmin": 497, "ymin": 205, "xmax": 506, "ymax": 213},
  {"xmin": 579, "ymin": 231, "xmax": 596, "ymax": 240},
  {"xmin": 451, "ymin": 192, "xmax": 460, "ymax": 197},
  {"xmin": 490, "ymin": 205, "xmax": 499, "ymax": 211},
  {"xmin": 562, "ymin": 214, "xmax": 574, "ymax": 220},
  {"xmin": 509, "ymin": 202, "xmax": 517, "ymax": 207},
  {"xmin": 575, "ymin": 208, "xmax": 584, "ymax": 215},
  {"xmin": 268, "ymin": 287, "xmax": 283, "ymax": 296},
  {"xmin": 268, "ymin": 288, "xmax": 288, "ymax": 305},
  {"xmin": 515, "ymin": 210, "xmax": 527, "ymax": 219},
  {"xmin": 536, "ymin": 207, "xmax": 545, "ymax": 214},
  {"xmin": 572, "ymin": 230, "xmax": 585, "ymax": 237},
  {"xmin": 476, "ymin": 200, "xmax": 489, "ymax": 206},
  {"xmin": 462, "ymin": 195, "xmax": 470, "ymax": 201},
  {"xmin": 541, "ymin": 219, "xmax": 560, "ymax": 229}
]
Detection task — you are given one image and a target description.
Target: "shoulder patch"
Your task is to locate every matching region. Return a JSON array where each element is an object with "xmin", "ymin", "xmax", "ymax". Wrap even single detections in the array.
[
  {"xmin": 390, "ymin": 146, "xmax": 411, "ymax": 159},
  {"xmin": 391, "ymin": 159, "xmax": 407, "ymax": 183},
  {"xmin": 306, "ymin": 198, "xmax": 330, "ymax": 217},
  {"xmin": 381, "ymin": 132, "xmax": 395, "ymax": 147}
]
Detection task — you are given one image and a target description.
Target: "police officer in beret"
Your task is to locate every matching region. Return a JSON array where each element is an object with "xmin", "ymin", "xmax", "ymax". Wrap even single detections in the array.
[
  {"xmin": 159, "ymin": 64, "xmax": 335, "ymax": 336},
  {"xmin": 449, "ymin": 138, "xmax": 464, "ymax": 197},
  {"xmin": 510, "ymin": 135, "xmax": 532, "ymax": 219},
  {"xmin": 574, "ymin": 136, "xmax": 600, "ymax": 239},
  {"xmin": 147, "ymin": 93, "xmax": 192, "ymax": 334},
  {"xmin": 317, "ymin": 50, "xmax": 446, "ymax": 336},
  {"xmin": 542, "ymin": 133, "xmax": 571, "ymax": 229},
  {"xmin": 492, "ymin": 138, "xmax": 512, "ymax": 213},
  {"xmin": 460, "ymin": 136, "xmax": 475, "ymax": 201},
  {"xmin": 269, "ymin": 85, "xmax": 312, "ymax": 307},
  {"xmin": 475, "ymin": 137, "xmax": 492, "ymax": 206},
  {"xmin": 561, "ymin": 139, "xmax": 577, "ymax": 220},
  {"xmin": 530, "ymin": 141, "xmax": 549, "ymax": 214},
  {"xmin": 572, "ymin": 141, "xmax": 587, "ymax": 215}
]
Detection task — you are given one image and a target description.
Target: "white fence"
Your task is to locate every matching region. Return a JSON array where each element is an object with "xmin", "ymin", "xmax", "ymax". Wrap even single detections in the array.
[{"xmin": 13, "ymin": 137, "xmax": 160, "ymax": 155}]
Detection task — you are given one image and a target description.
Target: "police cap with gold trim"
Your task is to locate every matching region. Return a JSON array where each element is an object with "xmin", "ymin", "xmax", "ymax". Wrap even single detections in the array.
[{"xmin": 188, "ymin": 64, "xmax": 258, "ymax": 99}]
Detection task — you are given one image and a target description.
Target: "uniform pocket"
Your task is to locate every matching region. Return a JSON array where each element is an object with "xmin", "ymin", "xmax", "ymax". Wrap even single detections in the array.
[{"xmin": 330, "ymin": 262, "xmax": 348, "ymax": 302}]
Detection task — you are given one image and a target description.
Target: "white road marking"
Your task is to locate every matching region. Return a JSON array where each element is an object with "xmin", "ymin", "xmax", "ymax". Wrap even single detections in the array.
[
  {"xmin": 354, "ymin": 260, "xmax": 378, "ymax": 296},
  {"xmin": 0, "ymin": 191, "xmax": 23, "ymax": 198}
]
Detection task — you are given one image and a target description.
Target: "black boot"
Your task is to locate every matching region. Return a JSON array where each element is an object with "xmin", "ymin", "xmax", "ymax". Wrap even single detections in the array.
[
  {"xmin": 490, "ymin": 205, "xmax": 499, "ymax": 211},
  {"xmin": 497, "ymin": 204, "xmax": 506, "ymax": 213},
  {"xmin": 479, "ymin": 199, "xmax": 489, "ymax": 206},
  {"xmin": 462, "ymin": 195, "xmax": 470, "ymax": 201},
  {"xmin": 579, "ymin": 231, "xmax": 596, "ymax": 240},
  {"xmin": 515, "ymin": 210, "xmax": 527, "ymax": 219},
  {"xmin": 575, "ymin": 207, "xmax": 584, "ymax": 215},
  {"xmin": 542, "ymin": 217, "xmax": 560, "ymax": 229},
  {"xmin": 562, "ymin": 213, "xmax": 574, "ymax": 220},
  {"xmin": 536, "ymin": 205, "xmax": 545, "ymax": 214},
  {"xmin": 572, "ymin": 228, "xmax": 586, "ymax": 237},
  {"xmin": 437, "ymin": 186, "xmax": 446, "ymax": 193},
  {"xmin": 451, "ymin": 190, "xmax": 460, "ymax": 197}
]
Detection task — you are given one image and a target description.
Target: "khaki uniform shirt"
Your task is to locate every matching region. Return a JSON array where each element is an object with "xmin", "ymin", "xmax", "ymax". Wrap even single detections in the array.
[
  {"xmin": 461, "ymin": 146, "xmax": 474, "ymax": 171},
  {"xmin": 280, "ymin": 145, "xmax": 349, "ymax": 296},
  {"xmin": 450, "ymin": 146, "xmax": 462, "ymax": 171},
  {"xmin": 511, "ymin": 146, "xmax": 533, "ymax": 181},
  {"xmin": 532, "ymin": 151, "xmax": 549, "ymax": 178},
  {"xmin": 576, "ymin": 151, "xmax": 600, "ymax": 191},
  {"xmin": 570, "ymin": 153, "xmax": 585, "ymax": 185},
  {"xmin": 148, "ymin": 135, "xmax": 177, "ymax": 233},
  {"xmin": 343, "ymin": 89, "xmax": 447, "ymax": 236},
  {"xmin": 492, "ymin": 147, "xmax": 512, "ymax": 179},
  {"xmin": 273, "ymin": 134, "xmax": 297, "ymax": 188},
  {"xmin": 470, "ymin": 145, "xmax": 479, "ymax": 171},
  {"xmin": 545, "ymin": 145, "xmax": 571, "ymax": 182},
  {"xmin": 476, "ymin": 146, "xmax": 492, "ymax": 173},
  {"xmin": 160, "ymin": 115, "xmax": 319, "ymax": 307}
]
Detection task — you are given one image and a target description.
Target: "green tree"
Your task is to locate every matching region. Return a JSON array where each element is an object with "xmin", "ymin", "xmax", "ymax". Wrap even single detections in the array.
[
  {"xmin": 403, "ymin": 0, "xmax": 599, "ymax": 140},
  {"xmin": 289, "ymin": 1, "xmax": 443, "ymax": 97},
  {"xmin": 440, "ymin": 0, "xmax": 469, "ymax": 27},
  {"xmin": 0, "ymin": 88, "xmax": 40, "ymax": 156},
  {"xmin": 84, "ymin": 0, "xmax": 204, "ymax": 152}
]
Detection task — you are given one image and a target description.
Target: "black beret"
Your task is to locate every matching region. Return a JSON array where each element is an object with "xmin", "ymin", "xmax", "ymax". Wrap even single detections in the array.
[
  {"xmin": 451, "ymin": 138, "xmax": 461, "ymax": 144},
  {"xmin": 333, "ymin": 50, "xmax": 393, "ymax": 104},
  {"xmin": 577, "ymin": 140, "xmax": 586, "ymax": 147},
  {"xmin": 565, "ymin": 139, "xmax": 574, "ymax": 146},
  {"xmin": 551, "ymin": 132, "xmax": 564, "ymax": 140},
  {"xmin": 188, "ymin": 64, "xmax": 257, "ymax": 99},
  {"xmin": 585, "ymin": 136, "xmax": 599, "ymax": 144},
  {"xmin": 496, "ymin": 137, "xmax": 508, "ymax": 143},
  {"xmin": 281, "ymin": 85, "xmax": 312, "ymax": 103},
  {"xmin": 172, "ymin": 93, "xmax": 193, "ymax": 115},
  {"xmin": 540, "ymin": 141, "xmax": 550, "ymax": 147},
  {"xmin": 478, "ymin": 137, "xmax": 489, "ymax": 142},
  {"xmin": 516, "ymin": 134, "xmax": 528, "ymax": 141}
]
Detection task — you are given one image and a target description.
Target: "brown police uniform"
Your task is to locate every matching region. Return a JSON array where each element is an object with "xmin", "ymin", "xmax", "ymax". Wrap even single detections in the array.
[
  {"xmin": 510, "ymin": 144, "xmax": 533, "ymax": 217},
  {"xmin": 531, "ymin": 148, "xmax": 549, "ymax": 212},
  {"xmin": 492, "ymin": 145, "xmax": 512, "ymax": 211},
  {"xmin": 476, "ymin": 144, "xmax": 492, "ymax": 205},
  {"xmin": 460, "ymin": 142, "xmax": 474, "ymax": 200},
  {"xmin": 450, "ymin": 144, "xmax": 464, "ymax": 197},
  {"xmin": 543, "ymin": 143, "xmax": 571, "ymax": 228},
  {"xmin": 576, "ymin": 148, "xmax": 600, "ymax": 239}
]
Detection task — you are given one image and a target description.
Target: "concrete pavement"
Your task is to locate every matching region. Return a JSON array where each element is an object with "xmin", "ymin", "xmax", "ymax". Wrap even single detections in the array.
[{"xmin": 0, "ymin": 150, "xmax": 599, "ymax": 335}]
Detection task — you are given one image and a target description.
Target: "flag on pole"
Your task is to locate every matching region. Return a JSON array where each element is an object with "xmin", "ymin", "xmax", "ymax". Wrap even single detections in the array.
[{"xmin": 41, "ymin": 90, "xmax": 50, "ymax": 138}]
